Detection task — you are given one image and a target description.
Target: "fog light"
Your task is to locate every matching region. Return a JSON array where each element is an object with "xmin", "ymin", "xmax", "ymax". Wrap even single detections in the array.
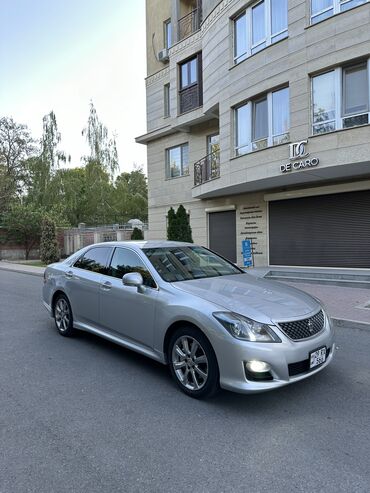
[{"xmin": 245, "ymin": 360, "xmax": 271, "ymax": 373}]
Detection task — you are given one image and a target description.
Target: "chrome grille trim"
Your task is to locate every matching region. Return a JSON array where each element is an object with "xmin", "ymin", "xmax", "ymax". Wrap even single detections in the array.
[{"xmin": 277, "ymin": 310, "xmax": 325, "ymax": 341}]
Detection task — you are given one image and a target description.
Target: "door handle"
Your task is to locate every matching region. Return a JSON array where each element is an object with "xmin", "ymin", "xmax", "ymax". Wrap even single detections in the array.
[
  {"xmin": 101, "ymin": 281, "xmax": 112, "ymax": 291},
  {"xmin": 65, "ymin": 271, "xmax": 74, "ymax": 279}
]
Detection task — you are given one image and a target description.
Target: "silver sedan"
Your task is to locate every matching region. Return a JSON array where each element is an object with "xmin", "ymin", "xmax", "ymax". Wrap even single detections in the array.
[{"xmin": 42, "ymin": 241, "xmax": 335, "ymax": 398}]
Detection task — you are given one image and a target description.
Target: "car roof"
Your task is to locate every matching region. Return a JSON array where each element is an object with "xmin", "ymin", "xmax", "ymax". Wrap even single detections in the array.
[{"xmin": 91, "ymin": 240, "xmax": 196, "ymax": 250}]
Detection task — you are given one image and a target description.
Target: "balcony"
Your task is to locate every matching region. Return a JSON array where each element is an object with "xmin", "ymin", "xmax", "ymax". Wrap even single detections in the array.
[
  {"xmin": 179, "ymin": 83, "xmax": 202, "ymax": 114},
  {"xmin": 178, "ymin": 7, "xmax": 201, "ymax": 41},
  {"xmin": 194, "ymin": 150, "xmax": 220, "ymax": 186}
]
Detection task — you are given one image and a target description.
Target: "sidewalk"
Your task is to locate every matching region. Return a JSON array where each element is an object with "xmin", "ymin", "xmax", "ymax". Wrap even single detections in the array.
[
  {"xmin": 1, "ymin": 260, "xmax": 369, "ymax": 328},
  {"xmin": 0, "ymin": 260, "xmax": 45, "ymax": 277}
]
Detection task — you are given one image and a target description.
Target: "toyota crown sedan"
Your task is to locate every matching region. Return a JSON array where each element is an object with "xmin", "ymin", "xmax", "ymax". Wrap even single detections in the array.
[{"xmin": 42, "ymin": 241, "xmax": 335, "ymax": 398}]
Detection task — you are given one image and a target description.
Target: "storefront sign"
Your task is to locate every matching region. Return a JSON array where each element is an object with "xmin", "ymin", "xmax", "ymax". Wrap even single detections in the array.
[
  {"xmin": 242, "ymin": 239, "xmax": 253, "ymax": 268},
  {"xmin": 280, "ymin": 140, "xmax": 319, "ymax": 173}
]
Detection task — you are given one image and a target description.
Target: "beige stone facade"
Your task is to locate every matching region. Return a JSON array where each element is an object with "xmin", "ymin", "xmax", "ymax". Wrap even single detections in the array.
[{"xmin": 138, "ymin": 0, "xmax": 370, "ymax": 268}]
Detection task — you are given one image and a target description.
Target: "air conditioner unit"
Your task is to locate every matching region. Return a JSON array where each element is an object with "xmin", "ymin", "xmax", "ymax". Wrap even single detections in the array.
[{"xmin": 158, "ymin": 48, "xmax": 169, "ymax": 63}]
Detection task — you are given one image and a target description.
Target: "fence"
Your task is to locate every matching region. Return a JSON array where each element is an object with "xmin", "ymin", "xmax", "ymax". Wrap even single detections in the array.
[{"xmin": 63, "ymin": 223, "xmax": 148, "ymax": 256}]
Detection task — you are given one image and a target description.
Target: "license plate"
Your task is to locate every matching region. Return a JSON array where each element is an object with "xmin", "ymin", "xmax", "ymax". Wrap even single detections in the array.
[{"xmin": 310, "ymin": 347, "xmax": 327, "ymax": 369}]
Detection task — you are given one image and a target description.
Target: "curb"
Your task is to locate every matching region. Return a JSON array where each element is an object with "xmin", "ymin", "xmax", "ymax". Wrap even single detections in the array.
[{"xmin": 0, "ymin": 265, "xmax": 44, "ymax": 278}]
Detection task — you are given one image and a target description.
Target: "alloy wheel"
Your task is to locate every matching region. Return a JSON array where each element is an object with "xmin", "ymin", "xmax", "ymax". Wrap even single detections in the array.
[
  {"xmin": 55, "ymin": 298, "xmax": 71, "ymax": 333},
  {"xmin": 172, "ymin": 336, "xmax": 209, "ymax": 391}
]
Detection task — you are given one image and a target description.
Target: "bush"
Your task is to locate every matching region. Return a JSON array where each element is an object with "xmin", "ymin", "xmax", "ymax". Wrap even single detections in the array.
[
  {"xmin": 131, "ymin": 227, "xmax": 144, "ymax": 240},
  {"xmin": 40, "ymin": 216, "xmax": 60, "ymax": 264},
  {"xmin": 167, "ymin": 205, "xmax": 193, "ymax": 243}
]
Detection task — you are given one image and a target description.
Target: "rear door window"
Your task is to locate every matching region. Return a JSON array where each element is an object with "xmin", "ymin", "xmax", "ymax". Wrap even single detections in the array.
[{"xmin": 73, "ymin": 247, "xmax": 111, "ymax": 275}]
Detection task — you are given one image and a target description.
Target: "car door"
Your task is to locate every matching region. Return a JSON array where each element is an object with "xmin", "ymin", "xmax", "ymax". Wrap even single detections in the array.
[
  {"xmin": 99, "ymin": 247, "xmax": 158, "ymax": 348},
  {"xmin": 65, "ymin": 246, "xmax": 112, "ymax": 327}
]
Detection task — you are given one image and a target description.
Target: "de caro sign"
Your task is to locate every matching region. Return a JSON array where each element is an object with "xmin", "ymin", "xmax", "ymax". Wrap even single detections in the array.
[{"xmin": 280, "ymin": 141, "xmax": 319, "ymax": 173}]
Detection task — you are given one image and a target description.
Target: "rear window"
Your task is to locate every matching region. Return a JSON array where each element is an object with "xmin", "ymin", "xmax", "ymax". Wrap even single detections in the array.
[{"xmin": 73, "ymin": 247, "xmax": 111, "ymax": 275}]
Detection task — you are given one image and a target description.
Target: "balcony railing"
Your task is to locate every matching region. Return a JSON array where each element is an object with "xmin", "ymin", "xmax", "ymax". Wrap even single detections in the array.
[
  {"xmin": 194, "ymin": 150, "xmax": 220, "ymax": 186},
  {"xmin": 179, "ymin": 83, "xmax": 202, "ymax": 114},
  {"xmin": 178, "ymin": 8, "xmax": 201, "ymax": 41}
]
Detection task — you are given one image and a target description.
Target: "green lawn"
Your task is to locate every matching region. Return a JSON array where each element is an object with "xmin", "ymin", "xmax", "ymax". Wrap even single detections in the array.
[{"xmin": 13, "ymin": 260, "xmax": 47, "ymax": 267}]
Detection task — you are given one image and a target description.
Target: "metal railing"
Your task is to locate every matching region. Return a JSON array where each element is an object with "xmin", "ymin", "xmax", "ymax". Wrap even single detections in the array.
[
  {"xmin": 178, "ymin": 8, "xmax": 201, "ymax": 41},
  {"xmin": 194, "ymin": 150, "xmax": 220, "ymax": 186}
]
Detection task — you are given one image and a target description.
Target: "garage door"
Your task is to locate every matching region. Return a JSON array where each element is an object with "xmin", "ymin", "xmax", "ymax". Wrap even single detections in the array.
[
  {"xmin": 209, "ymin": 210, "xmax": 236, "ymax": 262},
  {"xmin": 269, "ymin": 190, "xmax": 370, "ymax": 268}
]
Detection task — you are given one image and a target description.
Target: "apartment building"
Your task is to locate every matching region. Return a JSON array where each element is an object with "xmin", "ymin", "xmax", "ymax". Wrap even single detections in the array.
[{"xmin": 136, "ymin": 0, "xmax": 370, "ymax": 268}]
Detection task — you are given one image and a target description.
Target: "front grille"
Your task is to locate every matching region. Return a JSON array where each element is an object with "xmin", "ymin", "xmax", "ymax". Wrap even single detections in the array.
[
  {"xmin": 278, "ymin": 310, "xmax": 324, "ymax": 341},
  {"xmin": 288, "ymin": 347, "xmax": 331, "ymax": 377}
]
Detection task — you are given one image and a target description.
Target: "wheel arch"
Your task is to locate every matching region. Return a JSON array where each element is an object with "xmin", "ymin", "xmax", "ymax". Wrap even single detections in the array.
[{"xmin": 163, "ymin": 320, "xmax": 215, "ymax": 364}]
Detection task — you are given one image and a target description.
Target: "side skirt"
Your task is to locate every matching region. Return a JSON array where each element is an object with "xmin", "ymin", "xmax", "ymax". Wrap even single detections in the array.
[{"xmin": 73, "ymin": 321, "xmax": 166, "ymax": 364}]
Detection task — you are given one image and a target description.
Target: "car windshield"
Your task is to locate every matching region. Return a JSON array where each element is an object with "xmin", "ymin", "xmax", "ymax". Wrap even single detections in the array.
[{"xmin": 143, "ymin": 245, "xmax": 243, "ymax": 282}]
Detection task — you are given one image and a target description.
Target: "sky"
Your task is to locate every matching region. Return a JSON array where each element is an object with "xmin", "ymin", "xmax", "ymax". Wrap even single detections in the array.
[{"xmin": 0, "ymin": 0, "xmax": 147, "ymax": 173}]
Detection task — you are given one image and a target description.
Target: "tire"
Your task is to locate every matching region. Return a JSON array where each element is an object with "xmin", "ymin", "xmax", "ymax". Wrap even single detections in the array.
[
  {"xmin": 54, "ymin": 294, "xmax": 75, "ymax": 337},
  {"xmin": 168, "ymin": 326, "xmax": 219, "ymax": 399}
]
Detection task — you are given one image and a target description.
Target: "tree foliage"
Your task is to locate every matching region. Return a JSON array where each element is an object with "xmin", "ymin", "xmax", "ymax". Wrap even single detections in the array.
[
  {"xmin": 0, "ymin": 109, "xmax": 148, "ymax": 254},
  {"xmin": 40, "ymin": 216, "xmax": 60, "ymax": 264},
  {"xmin": 131, "ymin": 227, "xmax": 144, "ymax": 240},
  {"xmin": 167, "ymin": 205, "xmax": 193, "ymax": 243},
  {"xmin": 2, "ymin": 204, "xmax": 43, "ymax": 259},
  {"xmin": 82, "ymin": 102, "xmax": 118, "ymax": 178},
  {"xmin": 0, "ymin": 117, "xmax": 36, "ymax": 211}
]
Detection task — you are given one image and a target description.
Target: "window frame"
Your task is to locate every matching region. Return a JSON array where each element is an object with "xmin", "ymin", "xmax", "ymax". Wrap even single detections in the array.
[
  {"xmin": 73, "ymin": 246, "xmax": 112, "ymax": 275},
  {"xmin": 310, "ymin": 0, "xmax": 369, "ymax": 24},
  {"xmin": 179, "ymin": 56, "xmax": 198, "ymax": 90},
  {"xmin": 311, "ymin": 60, "xmax": 370, "ymax": 136},
  {"xmin": 165, "ymin": 143, "xmax": 190, "ymax": 179},
  {"xmin": 233, "ymin": 0, "xmax": 288, "ymax": 65},
  {"xmin": 164, "ymin": 18, "xmax": 172, "ymax": 49},
  {"xmin": 164, "ymin": 83, "xmax": 170, "ymax": 118},
  {"xmin": 234, "ymin": 86, "xmax": 290, "ymax": 156}
]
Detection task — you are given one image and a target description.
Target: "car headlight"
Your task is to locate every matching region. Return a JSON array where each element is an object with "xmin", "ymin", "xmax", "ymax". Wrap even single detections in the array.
[{"xmin": 213, "ymin": 312, "xmax": 281, "ymax": 343}]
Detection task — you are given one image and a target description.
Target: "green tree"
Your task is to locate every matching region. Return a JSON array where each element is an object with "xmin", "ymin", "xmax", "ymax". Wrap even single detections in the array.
[
  {"xmin": 26, "ymin": 111, "xmax": 68, "ymax": 208},
  {"xmin": 40, "ymin": 216, "xmax": 60, "ymax": 264},
  {"xmin": 0, "ymin": 117, "xmax": 36, "ymax": 211},
  {"xmin": 113, "ymin": 167, "xmax": 148, "ymax": 223},
  {"xmin": 82, "ymin": 101, "xmax": 118, "ymax": 178},
  {"xmin": 167, "ymin": 207, "xmax": 177, "ymax": 241},
  {"xmin": 2, "ymin": 204, "xmax": 43, "ymax": 259},
  {"xmin": 167, "ymin": 205, "xmax": 193, "ymax": 242},
  {"xmin": 84, "ymin": 160, "xmax": 115, "ymax": 224},
  {"xmin": 131, "ymin": 227, "xmax": 144, "ymax": 240},
  {"xmin": 176, "ymin": 205, "xmax": 193, "ymax": 243},
  {"xmin": 48, "ymin": 167, "xmax": 87, "ymax": 226}
]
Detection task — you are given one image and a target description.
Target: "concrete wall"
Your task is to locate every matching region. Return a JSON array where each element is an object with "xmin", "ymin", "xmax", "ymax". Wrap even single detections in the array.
[{"xmin": 146, "ymin": 0, "xmax": 171, "ymax": 77}]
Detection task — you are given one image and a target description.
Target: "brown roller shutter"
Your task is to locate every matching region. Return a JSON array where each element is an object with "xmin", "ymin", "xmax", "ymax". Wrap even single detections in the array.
[
  {"xmin": 209, "ymin": 210, "xmax": 236, "ymax": 263},
  {"xmin": 269, "ymin": 190, "xmax": 370, "ymax": 268}
]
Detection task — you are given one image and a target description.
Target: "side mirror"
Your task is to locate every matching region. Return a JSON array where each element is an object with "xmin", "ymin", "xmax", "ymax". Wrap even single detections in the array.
[{"xmin": 122, "ymin": 272, "xmax": 144, "ymax": 292}]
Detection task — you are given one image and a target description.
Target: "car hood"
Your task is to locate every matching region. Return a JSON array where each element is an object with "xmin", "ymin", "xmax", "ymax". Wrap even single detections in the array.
[{"xmin": 171, "ymin": 274, "xmax": 320, "ymax": 324}]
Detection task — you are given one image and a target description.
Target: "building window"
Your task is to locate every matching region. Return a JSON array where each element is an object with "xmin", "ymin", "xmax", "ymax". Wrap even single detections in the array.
[
  {"xmin": 312, "ymin": 61, "xmax": 369, "ymax": 135},
  {"xmin": 180, "ymin": 57, "xmax": 198, "ymax": 89},
  {"xmin": 179, "ymin": 53, "xmax": 203, "ymax": 113},
  {"xmin": 164, "ymin": 84, "xmax": 170, "ymax": 118},
  {"xmin": 311, "ymin": 0, "xmax": 368, "ymax": 24},
  {"xmin": 234, "ymin": 87, "xmax": 290, "ymax": 156},
  {"xmin": 233, "ymin": 0, "xmax": 288, "ymax": 64},
  {"xmin": 166, "ymin": 144, "xmax": 189, "ymax": 179},
  {"xmin": 164, "ymin": 19, "xmax": 172, "ymax": 49}
]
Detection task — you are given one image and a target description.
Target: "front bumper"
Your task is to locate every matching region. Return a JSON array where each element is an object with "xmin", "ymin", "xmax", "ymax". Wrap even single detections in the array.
[{"xmin": 211, "ymin": 320, "xmax": 335, "ymax": 394}]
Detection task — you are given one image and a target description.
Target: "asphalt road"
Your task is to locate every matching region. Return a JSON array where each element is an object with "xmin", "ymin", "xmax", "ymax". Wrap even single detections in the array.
[{"xmin": 1, "ymin": 271, "xmax": 369, "ymax": 493}]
